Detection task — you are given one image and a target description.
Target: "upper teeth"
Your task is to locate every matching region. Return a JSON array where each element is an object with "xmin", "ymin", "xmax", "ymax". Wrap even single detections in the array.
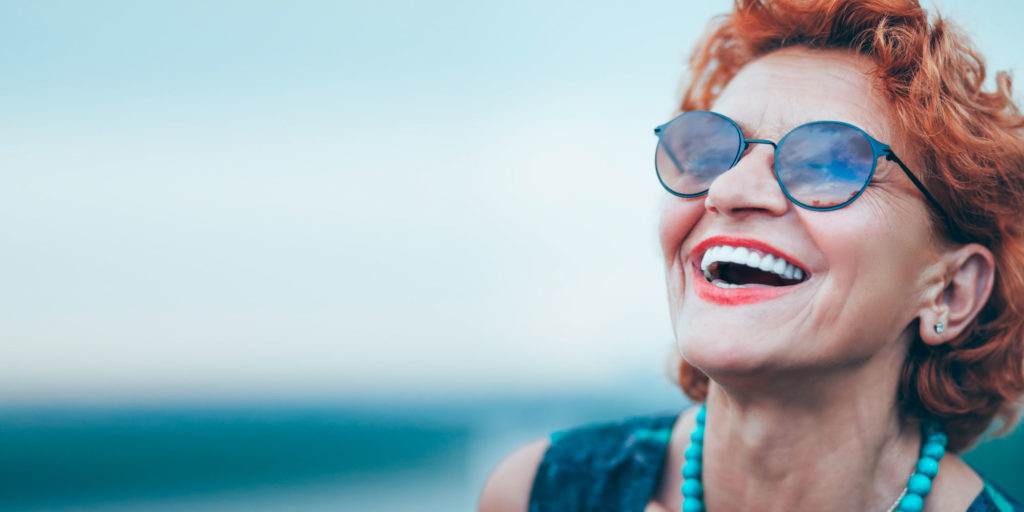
[{"xmin": 699, "ymin": 245, "xmax": 804, "ymax": 282}]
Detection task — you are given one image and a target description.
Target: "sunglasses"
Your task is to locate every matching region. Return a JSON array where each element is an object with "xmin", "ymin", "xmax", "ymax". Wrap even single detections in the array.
[{"xmin": 653, "ymin": 110, "xmax": 949, "ymax": 216}]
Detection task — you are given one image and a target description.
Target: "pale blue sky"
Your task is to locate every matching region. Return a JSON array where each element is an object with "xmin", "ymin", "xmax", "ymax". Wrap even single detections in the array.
[{"xmin": 1, "ymin": 1, "xmax": 1021, "ymax": 402}]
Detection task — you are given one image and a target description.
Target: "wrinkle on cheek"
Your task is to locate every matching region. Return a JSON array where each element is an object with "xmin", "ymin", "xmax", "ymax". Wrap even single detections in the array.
[
  {"xmin": 859, "ymin": 191, "xmax": 933, "ymax": 274},
  {"xmin": 659, "ymin": 198, "xmax": 704, "ymax": 336},
  {"xmin": 800, "ymin": 210, "xmax": 866, "ymax": 335},
  {"xmin": 658, "ymin": 198, "xmax": 704, "ymax": 266}
]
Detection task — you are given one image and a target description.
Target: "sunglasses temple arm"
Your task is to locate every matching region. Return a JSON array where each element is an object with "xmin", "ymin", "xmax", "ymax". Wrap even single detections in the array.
[{"xmin": 885, "ymin": 152, "xmax": 956, "ymax": 233}]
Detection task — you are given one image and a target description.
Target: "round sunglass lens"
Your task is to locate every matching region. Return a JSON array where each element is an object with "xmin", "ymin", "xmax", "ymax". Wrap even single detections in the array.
[
  {"xmin": 776, "ymin": 123, "xmax": 875, "ymax": 209},
  {"xmin": 656, "ymin": 111, "xmax": 743, "ymax": 197}
]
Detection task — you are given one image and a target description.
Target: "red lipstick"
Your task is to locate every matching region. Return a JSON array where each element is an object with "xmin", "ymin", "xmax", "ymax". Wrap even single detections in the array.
[{"xmin": 689, "ymin": 236, "xmax": 808, "ymax": 306}]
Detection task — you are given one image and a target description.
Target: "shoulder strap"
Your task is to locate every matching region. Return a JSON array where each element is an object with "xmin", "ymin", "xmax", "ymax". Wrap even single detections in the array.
[{"xmin": 528, "ymin": 413, "xmax": 679, "ymax": 512}]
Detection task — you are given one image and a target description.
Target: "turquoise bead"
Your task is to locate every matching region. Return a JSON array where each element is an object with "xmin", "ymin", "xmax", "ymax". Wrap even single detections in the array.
[
  {"xmin": 696, "ymin": 406, "xmax": 706, "ymax": 424},
  {"xmin": 682, "ymin": 499, "xmax": 705, "ymax": 512},
  {"xmin": 916, "ymin": 456, "xmax": 940, "ymax": 477},
  {"xmin": 682, "ymin": 461, "xmax": 702, "ymax": 478},
  {"xmin": 681, "ymin": 479, "xmax": 704, "ymax": 497},
  {"xmin": 897, "ymin": 493, "xmax": 924, "ymax": 512},
  {"xmin": 922, "ymin": 441, "xmax": 945, "ymax": 460},
  {"xmin": 690, "ymin": 428, "xmax": 704, "ymax": 443},
  {"xmin": 906, "ymin": 473, "xmax": 932, "ymax": 495},
  {"xmin": 685, "ymin": 444, "xmax": 703, "ymax": 460},
  {"xmin": 927, "ymin": 431, "xmax": 948, "ymax": 446}
]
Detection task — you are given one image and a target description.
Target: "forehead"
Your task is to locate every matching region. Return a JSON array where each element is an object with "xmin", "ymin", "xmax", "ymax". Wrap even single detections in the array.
[{"xmin": 711, "ymin": 47, "xmax": 895, "ymax": 143}]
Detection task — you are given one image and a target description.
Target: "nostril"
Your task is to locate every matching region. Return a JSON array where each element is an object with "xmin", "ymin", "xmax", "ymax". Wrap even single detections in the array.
[{"xmin": 704, "ymin": 195, "xmax": 720, "ymax": 214}]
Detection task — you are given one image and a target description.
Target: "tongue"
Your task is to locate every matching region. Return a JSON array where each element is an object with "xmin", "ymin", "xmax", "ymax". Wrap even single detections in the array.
[{"xmin": 720, "ymin": 263, "xmax": 788, "ymax": 286}]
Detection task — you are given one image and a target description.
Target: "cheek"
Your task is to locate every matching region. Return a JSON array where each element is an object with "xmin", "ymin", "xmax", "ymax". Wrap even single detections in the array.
[
  {"xmin": 659, "ymin": 197, "xmax": 704, "ymax": 264},
  {"xmin": 806, "ymin": 206, "xmax": 932, "ymax": 338},
  {"xmin": 659, "ymin": 197, "xmax": 704, "ymax": 338}
]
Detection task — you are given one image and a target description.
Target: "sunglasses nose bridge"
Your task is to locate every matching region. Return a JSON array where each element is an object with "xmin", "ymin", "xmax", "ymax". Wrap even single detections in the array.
[
  {"xmin": 744, "ymin": 138, "xmax": 777, "ymax": 149},
  {"xmin": 705, "ymin": 139, "xmax": 789, "ymax": 217}
]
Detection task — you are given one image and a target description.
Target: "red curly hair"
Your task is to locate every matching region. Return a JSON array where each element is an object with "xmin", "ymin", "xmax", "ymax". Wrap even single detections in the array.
[{"xmin": 673, "ymin": 0, "xmax": 1024, "ymax": 452}]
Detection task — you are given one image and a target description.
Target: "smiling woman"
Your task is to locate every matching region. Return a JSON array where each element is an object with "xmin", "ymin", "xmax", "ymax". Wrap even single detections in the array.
[{"xmin": 479, "ymin": 0, "xmax": 1024, "ymax": 511}]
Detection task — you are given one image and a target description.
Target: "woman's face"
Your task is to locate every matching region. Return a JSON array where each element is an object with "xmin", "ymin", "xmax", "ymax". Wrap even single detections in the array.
[{"xmin": 661, "ymin": 47, "xmax": 944, "ymax": 379}]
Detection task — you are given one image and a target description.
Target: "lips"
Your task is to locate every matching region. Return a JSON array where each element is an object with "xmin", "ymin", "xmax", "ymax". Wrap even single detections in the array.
[{"xmin": 689, "ymin": 236, "xmax": 810, "ymax": 305}]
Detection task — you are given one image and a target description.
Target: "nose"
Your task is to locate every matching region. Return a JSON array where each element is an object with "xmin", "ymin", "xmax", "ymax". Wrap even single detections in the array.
[{"xmin": 704, "ymin": 143, "xmax": 790, "ymax": 218}]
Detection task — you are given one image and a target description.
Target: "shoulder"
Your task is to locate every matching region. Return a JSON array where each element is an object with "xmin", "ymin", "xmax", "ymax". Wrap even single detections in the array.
[
  {"xmin": 479, "ymin": 412, "xmax": 681, "ymax": 512},
  {"xmin": 478, "ymin": 438, "xmax": 549, "ymax": 512}
]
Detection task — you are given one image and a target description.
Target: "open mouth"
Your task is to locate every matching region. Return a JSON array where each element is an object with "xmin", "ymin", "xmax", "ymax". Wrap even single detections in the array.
[{"xmin": 700, "ymin": 245, "xmax": 808, "ymax": 288}]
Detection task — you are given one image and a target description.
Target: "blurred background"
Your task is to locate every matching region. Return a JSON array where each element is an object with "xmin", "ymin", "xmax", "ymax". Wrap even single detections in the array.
[{"xmin": 1, "ymin": 1, "xmax": 1021, "ymax": 510}]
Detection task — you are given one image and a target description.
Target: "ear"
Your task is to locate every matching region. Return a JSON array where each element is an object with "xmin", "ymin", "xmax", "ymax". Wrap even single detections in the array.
[{"xmin": 918, "ymin": 243, "xmax": 995, "ymax": 345}]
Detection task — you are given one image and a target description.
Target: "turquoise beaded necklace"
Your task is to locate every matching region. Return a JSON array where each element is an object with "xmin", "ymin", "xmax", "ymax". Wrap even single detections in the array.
[{"xmin": 680, "ymin": 404, "xmax": 948, "ymax": 512}]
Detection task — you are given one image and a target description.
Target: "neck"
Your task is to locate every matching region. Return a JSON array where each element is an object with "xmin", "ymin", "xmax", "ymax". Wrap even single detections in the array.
[{"xmin": 700, "ymin": 365, "xmax": 921, "ymax": 512}]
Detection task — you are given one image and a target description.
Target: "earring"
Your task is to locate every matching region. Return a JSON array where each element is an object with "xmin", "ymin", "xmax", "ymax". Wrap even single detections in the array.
[{"xmin": 934, "ymin": 322, "xmax": 945, "ymax": 334}]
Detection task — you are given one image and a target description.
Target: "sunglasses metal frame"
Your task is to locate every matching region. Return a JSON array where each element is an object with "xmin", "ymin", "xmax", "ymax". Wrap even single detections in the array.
[{"xmin": 653, "ymin": 110, "xmax": 950, "ymax": 220}]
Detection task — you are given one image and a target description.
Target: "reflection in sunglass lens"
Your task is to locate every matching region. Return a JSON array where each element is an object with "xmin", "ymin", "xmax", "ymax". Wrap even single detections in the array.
[
  {"xmin": 656, "ymin": 111, "xmax": 742, "ymax": 197},
  {"xmin": 776, "ymin": 123, "xmax": 875, "ymax": 209}
]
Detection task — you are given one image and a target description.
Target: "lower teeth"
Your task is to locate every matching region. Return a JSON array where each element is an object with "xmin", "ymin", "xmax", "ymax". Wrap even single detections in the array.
[{"xmin": 712, "ymin": 279, "xmax": 742, "ymax": 288}]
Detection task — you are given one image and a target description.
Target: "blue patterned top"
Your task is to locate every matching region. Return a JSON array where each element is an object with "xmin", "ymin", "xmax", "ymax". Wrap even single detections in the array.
[{"xmin": 528, "ymin": 412, "xmax": 1023, "ymax": 512}]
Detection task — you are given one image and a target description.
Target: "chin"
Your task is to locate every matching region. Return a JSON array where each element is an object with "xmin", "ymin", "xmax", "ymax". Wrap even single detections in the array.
[{"xmin": 677, "ymin": 332, "xmax": 781, "ymax": 378}]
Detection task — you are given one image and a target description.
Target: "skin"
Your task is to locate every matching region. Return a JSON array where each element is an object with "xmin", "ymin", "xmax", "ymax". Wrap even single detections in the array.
[{"xmin": 480, "ymin": 47, "xmax": 995, "ymax": 512}]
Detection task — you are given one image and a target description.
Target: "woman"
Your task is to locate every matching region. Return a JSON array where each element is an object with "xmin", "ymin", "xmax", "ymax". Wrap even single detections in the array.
[{"xmin": 480, "ymin": 1, "xmax": 1024, "ymax": 511}]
